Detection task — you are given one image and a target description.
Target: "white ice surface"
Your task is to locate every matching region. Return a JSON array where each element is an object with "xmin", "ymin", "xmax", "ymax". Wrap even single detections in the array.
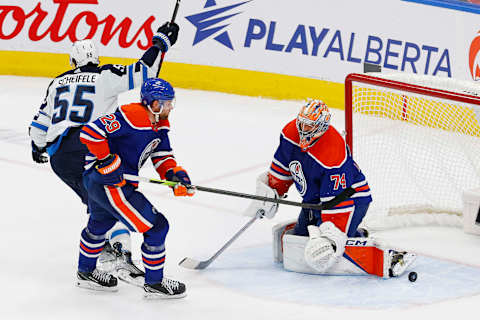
[{"xmin": 1, "ymin": 76, "xmax": 480, "ymax": 319}]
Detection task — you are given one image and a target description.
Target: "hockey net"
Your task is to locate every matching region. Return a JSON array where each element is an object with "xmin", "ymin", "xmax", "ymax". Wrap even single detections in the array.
[{"xmin": 345, "ymin": 73, "xmax": 480, "ymax": 230}]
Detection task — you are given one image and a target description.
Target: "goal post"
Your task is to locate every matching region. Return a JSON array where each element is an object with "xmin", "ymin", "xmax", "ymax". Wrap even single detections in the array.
[{"xmin": 344, "ymin": 73, "xmax": 480, "ymax": 231}]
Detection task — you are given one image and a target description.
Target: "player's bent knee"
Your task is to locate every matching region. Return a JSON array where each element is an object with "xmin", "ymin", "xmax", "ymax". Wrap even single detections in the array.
[{"xmin": 144, "ymin": 213, "xmax": 169, "ymax": 244}]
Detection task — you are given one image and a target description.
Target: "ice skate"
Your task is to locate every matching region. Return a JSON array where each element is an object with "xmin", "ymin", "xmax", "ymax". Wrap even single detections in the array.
[
  {"xmin": 144, "ymin": 277, "xmax": 186, "ymax": 299},
  {"xmin": 76, "ymin": 269, "xmax": 118, "ymax": 292},
  {"xmin": 112, "ymin": 242, "xmax": 145, "ymax": 287},
  {"xmin": 97, "ymin": 241, "xmax": 117, "ymax": 273},
  {"xmin": 388, "ymin": 250, "xmax": 416, "ymax": 277}
]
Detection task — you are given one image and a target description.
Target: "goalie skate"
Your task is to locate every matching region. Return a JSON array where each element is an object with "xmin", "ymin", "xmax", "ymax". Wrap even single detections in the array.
[
  {"xmin": 144, "ymin": 278, "xmax": 186, "ymax": 299},
  {"xmin": 388, "ymin": 250, "xmax": 416, "ymax": 277},
  {"xmin": 76, "ymin": 269, "xmax": 118, "ymax": 292},
  {"xmin": 112, "ymin": 242, "xmax": 145, "ymax": 287}
]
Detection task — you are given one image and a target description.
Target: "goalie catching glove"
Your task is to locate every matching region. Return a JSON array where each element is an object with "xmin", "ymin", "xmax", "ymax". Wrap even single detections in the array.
[
  {"xmin": 304, "ymin": 222, "xmax": 347, "ymax": 272},
  {"xmin": 152, "ymin": 22, "xmax": 180, "ymax": 52},
  {"xmin": 95, "ymin": 154, "xmax": 126, "ymax": 187},
  {"xmin": 245, "ymin": 172, "xmax": 279, "ymax": 219},
  {"xmin": 165, "ymin": 166, "xmax": 195, "ymax": 197}
]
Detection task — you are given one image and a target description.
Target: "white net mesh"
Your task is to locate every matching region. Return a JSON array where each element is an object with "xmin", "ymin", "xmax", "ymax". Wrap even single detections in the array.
[{"xmin": 347, "ymin": 73, "xmax": 480, "ymax": 230}]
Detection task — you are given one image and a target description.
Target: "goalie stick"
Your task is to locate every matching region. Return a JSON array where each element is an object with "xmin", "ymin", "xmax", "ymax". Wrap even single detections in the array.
[
  {"xmin": 156, "ymin": 0, "xmax": 181, "ymax": 77},
  {"xmin": 176, "ymin": 188, "xmax": 356, "ymax": 270},
  {"xmin": 179, "ymin": 211, "xmax": 263, "ymax": 270},
  {"xmin": 124, "ymin": 174, "xmax": 354, "ymax": 210}
]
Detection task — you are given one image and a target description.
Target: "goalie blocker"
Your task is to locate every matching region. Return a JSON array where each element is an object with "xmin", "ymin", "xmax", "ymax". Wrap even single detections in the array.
[{"xmin": 273, "ymin": 220, "xmax": 415, "ymax": 278}]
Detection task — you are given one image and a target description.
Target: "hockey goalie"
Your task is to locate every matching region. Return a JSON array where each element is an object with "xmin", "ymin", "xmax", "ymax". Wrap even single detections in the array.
[{"xmin": 246, "ymin": 100, "xmax": 416, "ymax": 278}]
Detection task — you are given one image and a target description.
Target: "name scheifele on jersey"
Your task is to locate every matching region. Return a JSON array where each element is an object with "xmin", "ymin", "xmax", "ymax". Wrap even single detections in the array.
[{"xmin": 58, "ymin": 73, "xmax": 98, "ymax": 86}]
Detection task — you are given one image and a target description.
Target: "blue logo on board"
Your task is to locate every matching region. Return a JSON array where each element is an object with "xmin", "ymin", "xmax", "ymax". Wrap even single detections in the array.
[{"xmin": 186, "ymin": 0, "xmax": 252, "ymax": 50}]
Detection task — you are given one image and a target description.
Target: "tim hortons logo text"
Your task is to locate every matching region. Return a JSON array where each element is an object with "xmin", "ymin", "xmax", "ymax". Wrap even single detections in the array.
[{"xmin": 0, "ymin": 0, "xmax": 155, "ymax": 49}]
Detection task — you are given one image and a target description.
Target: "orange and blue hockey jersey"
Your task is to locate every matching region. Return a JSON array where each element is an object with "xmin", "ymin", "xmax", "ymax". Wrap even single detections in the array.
[
  {"xmin": 269, "ymin": 119, "xmax": 372, "ymax": 235},
  {"xmin": 79, "ymin": 103, "xmax": 177, "ymax": 184}
]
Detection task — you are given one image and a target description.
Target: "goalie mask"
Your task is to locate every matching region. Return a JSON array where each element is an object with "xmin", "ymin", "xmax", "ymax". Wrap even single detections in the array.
[
  {"xmin": 70, "ymin": 39, "xmax": 99, "ymax": 68},
  {"xmin": 296, "ymin": 100, "xmax": 331, "ymax": 151},
  {"xmin": 140, "ymin": 78, "xmax": 175, "ymax": 130}
]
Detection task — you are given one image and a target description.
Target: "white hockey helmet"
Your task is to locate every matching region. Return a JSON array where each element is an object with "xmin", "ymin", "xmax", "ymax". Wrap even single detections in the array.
[{"xmin": 69, "ymin": 39, "xmax": 99, "ymax": 67}]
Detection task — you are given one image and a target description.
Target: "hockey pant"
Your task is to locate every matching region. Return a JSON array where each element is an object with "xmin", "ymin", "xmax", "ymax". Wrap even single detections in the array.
[
  {"xmin": 79, "ymin": 171, "xmax": 169, "ymax": 284},
  {"xmin": 49, "ymin": 127, "xmax": 89, "ymax": 205},
  {"xmin": 293, "ymin": 203, "xmax": 369, "ymax": 237}
]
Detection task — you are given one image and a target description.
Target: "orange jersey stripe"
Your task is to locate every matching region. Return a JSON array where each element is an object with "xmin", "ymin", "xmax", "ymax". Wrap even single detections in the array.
[
  {"xmin": 81, "ymin": 139, "xmax": 110, "ymax": 160},
  {"xmin": 82, "ymin": 126, "xmax": 105, "ymax": 141},
  {"xmin": 156, "ymin": 158, "xmax": 177, "ymax": 179},
  {"xmin": 334, "ymin": 200, "xmax": 354, "ymax": 208},
  {"xmin": 355, "ymin": 185, "xmax": 370, "ymax": 192},
  {"xmin": 271, "ymin": 162, "xmax": 290, "ymax": 175}
]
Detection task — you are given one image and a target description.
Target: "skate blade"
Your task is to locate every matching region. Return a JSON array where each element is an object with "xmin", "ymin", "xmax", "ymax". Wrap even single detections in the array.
[
  {"xmin": 143, "ymin": 291, "xmax": 187, "ymax": 300},
  {"xmin": 76, "ymin": 280, "xmax": 118, "ymax": 292},
  {"xmin": 117, "ymin": 269, "xmax": 145, "ymax": 288}
]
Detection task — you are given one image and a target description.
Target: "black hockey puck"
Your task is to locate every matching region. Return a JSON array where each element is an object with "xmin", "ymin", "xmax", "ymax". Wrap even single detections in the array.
[{"xmin": 408, "ymin": 271, "xmax": 417, "ymax": 282}]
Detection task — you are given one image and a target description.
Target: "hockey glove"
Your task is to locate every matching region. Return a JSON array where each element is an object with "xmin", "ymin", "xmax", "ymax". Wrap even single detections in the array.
[
  {"xmin": 95, "ymin": 154, "xmax": 126, "ymax": 187},
  {"xmin": 165, "ymin": 166, "xmax": 195, "ymax": 196},
  {"xmin": 244, "ymin": 172, "xmax": 279, "ymax": 219},
  {"xmin": 152, "ymin": 22, "xmax": 180, "ymax": 52},
  {"xmin": 31, "ymin": 142, "xmax": 48, "ymax": 164}
]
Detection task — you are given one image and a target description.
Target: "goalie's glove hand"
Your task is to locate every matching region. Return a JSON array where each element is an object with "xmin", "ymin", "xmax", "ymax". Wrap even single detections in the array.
[
  {"xmin": 165, "ymin": 166, "xmax": 195, "ymax": 197},
  {"xmin": 95, "ymin": 154, "xmax": 126, "ymax": 187},
  {"xmin": 153, "ymin": 22, "xmax": 180, "ymax": 52},
  {"xmin": 245, "ymin": 172, "xmax": 279, "ymax": 219},
  {"xmin": 31, "ymin": 142, "xmax": 48, "ymax": 164}
]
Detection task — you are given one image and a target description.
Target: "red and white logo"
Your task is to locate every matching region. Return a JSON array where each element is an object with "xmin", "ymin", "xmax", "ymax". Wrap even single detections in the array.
[
  {"xmin": 468, "ymin": 31, "xmax": 480, "ymax": 81},
  {"xmin": 0, "ymin": 0, "xmax": 155, "ymax": 50}
]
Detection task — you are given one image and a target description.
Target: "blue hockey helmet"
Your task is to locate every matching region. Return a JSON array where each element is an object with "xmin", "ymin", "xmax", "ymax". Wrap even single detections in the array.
[{"xmin": 140, "ymin": 78, "xmax": 175, "ymax": 106}]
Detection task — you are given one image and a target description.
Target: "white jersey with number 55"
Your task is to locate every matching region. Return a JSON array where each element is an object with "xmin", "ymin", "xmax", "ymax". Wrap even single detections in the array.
[{"xmin": 29, "ymin": 48, "xmax": 162, "ymax": 155}]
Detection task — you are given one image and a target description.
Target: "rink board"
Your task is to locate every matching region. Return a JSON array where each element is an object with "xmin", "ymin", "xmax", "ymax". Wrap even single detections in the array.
[{"xmin": 198, "ymin": 245, "xmax": 480, "ymax": 309}]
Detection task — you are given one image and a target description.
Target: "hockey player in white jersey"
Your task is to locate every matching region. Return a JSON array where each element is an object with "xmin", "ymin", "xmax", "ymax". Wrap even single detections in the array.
[{"xmin": 28, "ymin": 21, "xmax": 180, "ymax": 286}]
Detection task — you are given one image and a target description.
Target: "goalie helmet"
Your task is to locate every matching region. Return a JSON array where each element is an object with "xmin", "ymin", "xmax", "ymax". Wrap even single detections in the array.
[
  {"xmin": 69, "ymin": 39, "xmax": 99, "ymax": 67},
  {"xmin": 296, "ymin": 100, "xmax": 331, "ymax": 151}
]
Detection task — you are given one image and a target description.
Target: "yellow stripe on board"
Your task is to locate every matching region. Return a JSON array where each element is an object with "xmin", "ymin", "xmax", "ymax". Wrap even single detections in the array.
[{"xmin": 0, "ymin": 50, "xmax": 345, "ymax": 110}]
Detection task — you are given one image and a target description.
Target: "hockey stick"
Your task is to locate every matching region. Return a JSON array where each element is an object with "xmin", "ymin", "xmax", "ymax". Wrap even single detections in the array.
[
  {"xmin": 124, "ymin": 174, "xmax": 354, "ymax": 210},
  {"xmin": 179, "ymin": 211, "xmax": 263, "ymax": 270},
  {"xmin": 177, "ymin": 187, "xmax": 356, "ymax": 270},
  {"xmin": 156, "ymin": 0, "xmax": 181, "ymax": 77}
]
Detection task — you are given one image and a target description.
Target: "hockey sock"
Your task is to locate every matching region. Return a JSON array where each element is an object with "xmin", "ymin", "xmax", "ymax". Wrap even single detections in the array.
[
  {"xmin": 141, "ymin": 242, "xmax": 165, "ymax": 284},
  {"xmin": 78, "ymin": 228, "xmax": 106, "ymax": 273},
  {"xmin": 108, "ymin": 223, "xmax": 131, "ymax": 252}
]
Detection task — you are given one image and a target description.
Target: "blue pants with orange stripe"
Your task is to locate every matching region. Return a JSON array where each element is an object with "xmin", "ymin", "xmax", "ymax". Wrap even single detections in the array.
[
  {"xmin": 293, "ymin": 203, "xmax": 369, "ymax": 237},
  {"xmin": 78, "ymin": 170, "xmax": 168, "ymax": 284}
]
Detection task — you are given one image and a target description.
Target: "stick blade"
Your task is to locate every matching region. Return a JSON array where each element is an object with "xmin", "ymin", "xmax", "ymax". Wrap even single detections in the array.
[{"xmin": 178, "ymin": 257, "xmax": 209, "ymax": 270}]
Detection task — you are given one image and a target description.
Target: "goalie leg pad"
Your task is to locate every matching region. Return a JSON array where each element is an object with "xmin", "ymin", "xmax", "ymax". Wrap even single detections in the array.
[
  {"xmin": 272, "ymin": 219, "xmax": 297, "ymax": 263},
  {"xmin": 282, "ymin": 235, "xmax": 401, "ymax": 278}
]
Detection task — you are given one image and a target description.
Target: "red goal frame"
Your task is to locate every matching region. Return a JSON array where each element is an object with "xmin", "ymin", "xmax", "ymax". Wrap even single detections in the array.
[{"xmin": 344, "ymin": 73, "xmax": 480, "ymax": 154}]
